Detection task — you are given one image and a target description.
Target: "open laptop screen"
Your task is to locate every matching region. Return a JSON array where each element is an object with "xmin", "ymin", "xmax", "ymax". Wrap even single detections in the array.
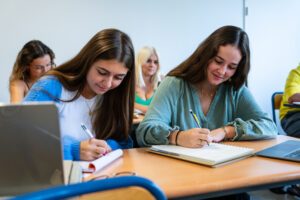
[
  {"xmin": 0, "ymin": 103, "xmax": 65, "ymax": 196},
  {"xmin": 256, "ymin": 140, "xmax": 300, "ymax": 162}
]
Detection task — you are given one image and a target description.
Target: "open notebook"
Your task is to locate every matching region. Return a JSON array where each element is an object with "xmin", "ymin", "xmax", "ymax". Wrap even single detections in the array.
[
  {"xmin": 149, "ymin": 143, "xmax": 254, "ymax": 167},
  {"xmin": 79, "ymin": 149, "xmax": 123, "ymax": 173}
]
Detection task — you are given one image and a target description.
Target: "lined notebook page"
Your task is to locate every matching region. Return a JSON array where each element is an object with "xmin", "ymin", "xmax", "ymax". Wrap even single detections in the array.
[{"xmin": 150, "ymin": 143, "xmax": 254, "ymax": 166}]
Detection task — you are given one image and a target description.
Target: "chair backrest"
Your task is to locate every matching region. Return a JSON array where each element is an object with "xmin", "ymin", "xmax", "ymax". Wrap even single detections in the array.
[
  {"xmin": 10, "ymin": 176, "xmax": 167, "ymax": 200},
  {"xmin": 271, "ymin": 92, "xmax": 287, "ymax": 135},
  {"xmin": 271, "ymin": 92, "xmax": 283, "ymax": 122}
]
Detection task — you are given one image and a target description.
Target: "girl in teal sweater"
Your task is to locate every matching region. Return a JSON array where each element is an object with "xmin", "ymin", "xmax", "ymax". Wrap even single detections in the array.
[{"xmin": 137, "ymin": 26, "xmax": 277, "ymax": 147}]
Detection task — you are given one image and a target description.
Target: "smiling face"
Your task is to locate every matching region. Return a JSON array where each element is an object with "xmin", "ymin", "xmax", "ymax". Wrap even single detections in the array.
[
  {"xmin": 83, "ymin": 59, "xmax": 129, "ymax": 98},
  {"xmin": 206, "ymin": 44, "xmax": 242, "ymax": 86}
]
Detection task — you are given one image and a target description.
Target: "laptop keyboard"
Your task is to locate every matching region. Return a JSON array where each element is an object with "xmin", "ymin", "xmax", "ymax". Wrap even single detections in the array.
[{"xmin": 285, "ymin": 149, "xmax": 300, "ymax": 159}]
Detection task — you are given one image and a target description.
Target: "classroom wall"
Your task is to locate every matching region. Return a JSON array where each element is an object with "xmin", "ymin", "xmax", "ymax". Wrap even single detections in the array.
[
  {"xmin": 245, "ymin": 0, "xmax": 300, "ymax": 118},
  {"xmin": 3, "ymin": 0, "xmax": 299, "ymax": 122},
  {"xmin": 0, "ymin": 0, "xmax": 243, "ymax": 103}
]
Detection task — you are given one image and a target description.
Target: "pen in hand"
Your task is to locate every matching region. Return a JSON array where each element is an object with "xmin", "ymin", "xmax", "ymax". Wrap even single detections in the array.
[
  {"xmin": 81, "ymin": 123, "xmax": 109, "ymax": 156},
  {"xmin": 189, "ymin": 109, "xmax": 209, "ymax": 146},
  {"xmin": 81, "ymin": 123, "xmax": 94, "ymax": 138}
]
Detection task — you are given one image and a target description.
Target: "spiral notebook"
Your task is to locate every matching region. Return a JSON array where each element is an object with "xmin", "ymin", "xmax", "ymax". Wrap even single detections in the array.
[{"xmin": 149, "ymin": 143, "xmax": 254, "ymax": 167}]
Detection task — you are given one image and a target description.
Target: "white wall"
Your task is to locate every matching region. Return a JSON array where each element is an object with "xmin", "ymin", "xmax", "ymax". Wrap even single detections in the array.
[
  {"xmin": 0, "ymin": 0, "xmax": 243, "ymax": 103},
  {"xmin": 246, "ymin": 0, "xmax": 300, "ymax": 117}
]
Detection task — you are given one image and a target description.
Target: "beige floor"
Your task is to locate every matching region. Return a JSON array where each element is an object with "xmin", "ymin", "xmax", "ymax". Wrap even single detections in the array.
[{"xmin": 250, "ymin": 190, "xmax": 300, "ymax": 200}]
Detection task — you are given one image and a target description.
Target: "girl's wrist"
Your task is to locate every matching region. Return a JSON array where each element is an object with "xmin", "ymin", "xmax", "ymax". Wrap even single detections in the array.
[
  {"xmin": 175, "ymin": 130, "xmax": 182, "ymax": 145},
  {"xmin": 169, "ymin": 131, "xmax": 177, "ymax": 145},
  {"xmin": 222, "ymin": 126, "xmax": 228, "ymax": 141},
  {"xmin": 222, "ymin": 126, "xmax": 236, "ymax": 140}
]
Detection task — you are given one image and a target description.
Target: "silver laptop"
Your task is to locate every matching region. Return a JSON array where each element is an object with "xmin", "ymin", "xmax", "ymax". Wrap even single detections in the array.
[
  {"xmin": 0, "ymin": 103, "xmax": 81, "ymax": 196},
  {"xmin": 256, "ymin": 140, "xmax": 300, "ymax": 162}
]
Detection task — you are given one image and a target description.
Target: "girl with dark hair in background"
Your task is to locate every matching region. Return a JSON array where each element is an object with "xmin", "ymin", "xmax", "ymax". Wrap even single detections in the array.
[{"xmin": 9, "ymin": 40, "xmax": 55, "ymax": 103}]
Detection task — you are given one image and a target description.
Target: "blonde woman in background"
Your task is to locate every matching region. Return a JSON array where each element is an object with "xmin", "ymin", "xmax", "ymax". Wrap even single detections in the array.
[
  {"xmin": 9, "ymin": 40, "xmax": 55, "ymax": 103},
  {"xmin": 135, "ymin": 46, "xmax": 162, "ymax": 114}
]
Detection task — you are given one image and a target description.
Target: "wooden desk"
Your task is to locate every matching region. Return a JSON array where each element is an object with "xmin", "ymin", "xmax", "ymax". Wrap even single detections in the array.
[{"xmin": 86, "ymin": 135, "xmax": 300, "ymax": 199}]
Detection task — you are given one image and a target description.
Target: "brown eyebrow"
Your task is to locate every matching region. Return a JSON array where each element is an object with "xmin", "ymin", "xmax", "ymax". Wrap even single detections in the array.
[
  {"xmin": 97, "ymin": 67, "xmax": 127, "ymax": 76},
  {"xmin": 97, "ymin": 67, "xmax": 109, "ymax": 73},
  {"xmin": 215, "ymin": 56, "xmax": 238, "ymax": 66},
  {"xmin": 33, "ymin": 62, "xmax": 52, "ymax": 66}
]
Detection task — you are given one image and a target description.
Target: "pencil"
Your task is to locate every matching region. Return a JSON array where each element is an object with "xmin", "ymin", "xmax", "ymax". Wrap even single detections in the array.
[
  {"xmin": 189, "ymin": 109, "xmax": 201, "ymax": 128},
  {"xmin": 189, "ymin": 109, "xmax": 209, "ymax": 146}
]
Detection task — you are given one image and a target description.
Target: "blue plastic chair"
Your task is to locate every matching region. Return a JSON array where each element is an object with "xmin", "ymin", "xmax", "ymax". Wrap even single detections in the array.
[
  {"xmin": 270, "ymin": 92, "xmax": 300, "ymax": 196},
  {"xmin": 10, "ymin": 176, "xmax": 167, "ymax": 200},
  {"xmin": 271, "ymin": 91, "xmax": 287, "ymax": 135},
  {"xmin": 271, "ymin": 91, "xmax": 283, "ymax": 123}
]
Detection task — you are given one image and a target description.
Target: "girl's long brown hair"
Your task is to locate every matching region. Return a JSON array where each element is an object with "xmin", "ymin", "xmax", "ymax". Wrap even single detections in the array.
[
  {"xmin": 168, "ymin": 25, "xmax": 250, "ymax": 90},
  {"xmin": 47, "ymin": 29, "xmax": 135, "ymax": 141}
]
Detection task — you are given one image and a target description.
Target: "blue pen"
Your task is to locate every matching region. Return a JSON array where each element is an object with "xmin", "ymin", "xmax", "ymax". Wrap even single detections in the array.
[{"xmin": 189, "ymin": 109, "xmax": 209, "ymax": 146}]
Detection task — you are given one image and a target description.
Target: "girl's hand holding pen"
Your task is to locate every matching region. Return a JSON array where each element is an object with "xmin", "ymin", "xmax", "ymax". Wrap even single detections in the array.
[
  {"xmin": 79, "ymin": 123, "xmax": 112, "ymax": 161},
  {"xmin": 80, "ymin": 139, "xmax": 112, "ymax": 161},
  {"xmin": 187, "ymin": 109, "xmax": 210, "ymax": 147},
  {"xmin": 172, "ymin": 128, "xmax": 211, "ymax": 148}
]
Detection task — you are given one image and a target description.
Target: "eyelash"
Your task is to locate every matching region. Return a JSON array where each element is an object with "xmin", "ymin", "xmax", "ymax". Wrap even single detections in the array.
[
  {"xmin": 214, "ymin": 59, "xmax": 222, "ymax": 65},
  {"xmin": 147, "ymin": 60, "xmax": 158, "ymax": 64},
  {"xmin": 214, "ymin": 59, "xmax": 237, "ymax": 70},
  {"xmin": 97, "ymin": 70, "xmax": 124, "ymax": 80},
  {"xmin": 97, "ymin": 70, "xmax": 106, "ymax": 75},
  {"xmin": 115, "ymin": 77, "xmax": 124, "ymax": 81}
]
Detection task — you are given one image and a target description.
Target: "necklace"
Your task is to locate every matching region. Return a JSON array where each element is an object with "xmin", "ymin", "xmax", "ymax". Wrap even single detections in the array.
[{"xmin": 83, "ymin": 98, "xmax": 93, "ymax": 116}]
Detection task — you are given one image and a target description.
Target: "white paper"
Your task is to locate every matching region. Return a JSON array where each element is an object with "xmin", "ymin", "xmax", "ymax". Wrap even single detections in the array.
[
  {"xmin": 150, "ymin": 143, "xmax": 254, "ymax": 166},
  {"xmin": 79, "ymin": 149, "xmax": 123, "ymax": 173}
]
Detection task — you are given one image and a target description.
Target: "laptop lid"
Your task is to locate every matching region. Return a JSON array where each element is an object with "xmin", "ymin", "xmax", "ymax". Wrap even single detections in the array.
[
  {"xmin": 256, "ymin": 140, "xmax": 300, "ymax": 162},
  {"xmin": 0, "ymin": 103, "xmax": 66, "ymax": 196}
]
